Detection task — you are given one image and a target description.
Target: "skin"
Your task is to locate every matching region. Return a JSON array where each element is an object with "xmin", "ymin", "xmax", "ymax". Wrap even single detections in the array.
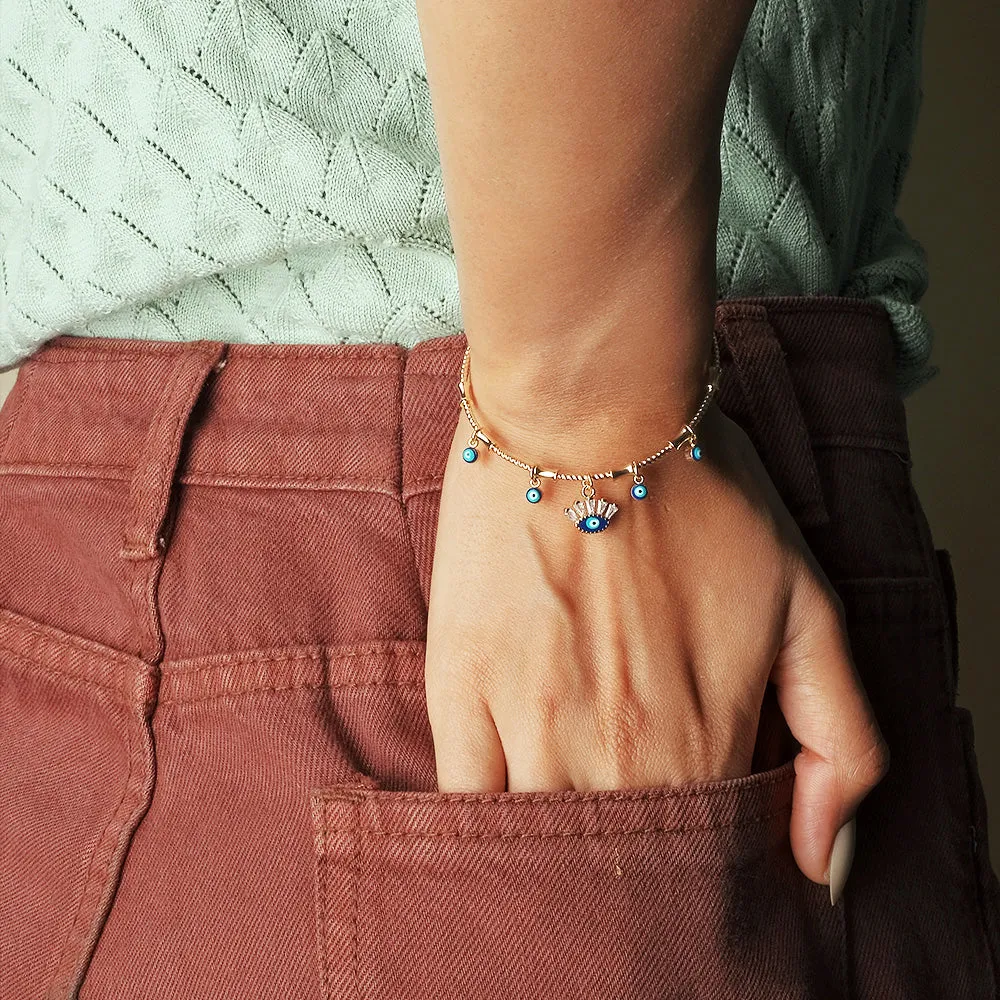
[{"xmin": 415, "ymin": 0, "xmax": 889, "ymax": 889}]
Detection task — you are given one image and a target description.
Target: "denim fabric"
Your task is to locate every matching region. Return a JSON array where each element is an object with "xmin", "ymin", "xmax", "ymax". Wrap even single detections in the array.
[{"xmin": 0, "ymin": 297, "xmax": 995, "ymax": 999}]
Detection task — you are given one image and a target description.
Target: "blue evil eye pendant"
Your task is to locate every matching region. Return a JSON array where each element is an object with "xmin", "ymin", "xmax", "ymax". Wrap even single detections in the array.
[
  {"xmin": 629, "ymin": 462, "xmax": 648, "ymax": 500},
  {"xmin": 564, "ymin": 478, "xmax": 618, "ymax": 533},
  {"xmin": 683, "ymin": 427, "xmax": 704, "ymax": 462},
  {"xmin": 525, "ymin": 467, "xmax": 543, "ymax": 504},
  {"xmin": 462, "ymin": 432, "xmax": 479, "ymax": 463}
]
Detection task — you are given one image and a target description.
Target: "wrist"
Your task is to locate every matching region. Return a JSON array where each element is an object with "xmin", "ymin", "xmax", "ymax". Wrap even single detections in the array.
[
  {"xmin": 458, "ymin": 193, "xmax": 720, "ymax": 470},
  {"xmin": 463, "ymin": 307, "xmax": 716, "ymax": 471}
]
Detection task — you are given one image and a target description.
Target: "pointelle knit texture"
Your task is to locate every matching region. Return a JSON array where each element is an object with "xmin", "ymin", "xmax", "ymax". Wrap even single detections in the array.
[{"xmin": 0, "ymin": 0, "xmax": 931, "ymax": 391}]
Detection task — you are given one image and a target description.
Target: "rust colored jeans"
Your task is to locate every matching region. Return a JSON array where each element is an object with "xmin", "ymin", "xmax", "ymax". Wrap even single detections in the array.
[{"xmin": 0, "ymin": 297, "xmax": 997, "ymax": 1000}]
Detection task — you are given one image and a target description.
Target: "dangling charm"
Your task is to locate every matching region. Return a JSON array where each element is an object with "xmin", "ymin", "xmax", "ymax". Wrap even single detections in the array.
[
  {"xmin": 629, "ymin": 461, "xmax": 648, "ymax": 500},
  {"xmin": 682, "ymin": 425, "xmax": 703, "ymax": 462},
  {"xmin": 525, "ymin": 467, "xmax": 543, "ymax": 504},
  {"xmin": 564, "ymin": 477, "xmax": 618, "ymax": 533},
  {"xmin": 458, "ymin": 335, "xmax": 720, "ymax": 531}
]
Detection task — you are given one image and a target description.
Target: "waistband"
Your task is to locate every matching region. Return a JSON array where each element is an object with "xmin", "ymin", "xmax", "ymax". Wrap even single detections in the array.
[{"xmin": 0, "ymin": 296, "xmax": 907, "ymax": 532}]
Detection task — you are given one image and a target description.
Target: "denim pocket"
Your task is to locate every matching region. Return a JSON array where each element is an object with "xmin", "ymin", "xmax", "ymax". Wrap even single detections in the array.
[{"xmin": 311, "ymin": 760, "xmax": 845, "ymax": 1000}]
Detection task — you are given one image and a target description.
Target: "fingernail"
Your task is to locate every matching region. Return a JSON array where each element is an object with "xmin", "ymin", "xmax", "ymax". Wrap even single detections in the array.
[{"xmin": 827, "ymin": 817, "xmax": 856, "ymax": 906}]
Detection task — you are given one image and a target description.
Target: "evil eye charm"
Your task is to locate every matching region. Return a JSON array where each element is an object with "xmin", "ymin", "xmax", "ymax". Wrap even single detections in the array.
[
  {"xmin": 564, "ymin": 496, "xmax": 618, "ymax": 533},
  {"xmin": 526, "ymin": 486, "xmax": 542, "ymax": 503},
  {"xmin": 630, "ymin": 482, "xmax": 648, "ymax": 500},
  {"xmin": 462, "ymin": 446, "xmax": 478, "ymax": 463},
  {"xmin": 691, "ymin": 444, "xmax": 703, "ymax": 462}
]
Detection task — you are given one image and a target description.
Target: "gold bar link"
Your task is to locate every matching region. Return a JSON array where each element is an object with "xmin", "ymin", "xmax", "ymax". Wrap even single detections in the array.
[{"xmin": 456, "ymin": 331, "xmax": 721, "ymax": 487}]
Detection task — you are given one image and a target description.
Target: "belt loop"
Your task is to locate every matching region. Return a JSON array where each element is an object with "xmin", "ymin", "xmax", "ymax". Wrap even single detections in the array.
[
  {"xmin": 119, "ymin": 341, "xmax": 227, "ymax": 663},
  {"xmin": 715, "ymin": 303, "xmax": 829, "ymax": 528},
  {"xmin": 120, "ymin": 341, "xmax": 228, "ymax": 561}
]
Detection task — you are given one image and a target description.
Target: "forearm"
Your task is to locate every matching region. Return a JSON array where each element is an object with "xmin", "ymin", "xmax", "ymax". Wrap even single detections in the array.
[{"xmin": 416, "ymin": 0, "xmax": 754, "ymax": 466}]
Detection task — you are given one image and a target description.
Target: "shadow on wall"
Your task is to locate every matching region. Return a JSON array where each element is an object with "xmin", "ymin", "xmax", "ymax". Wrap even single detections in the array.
[{"xmin": 900, "ymin": 0, "xmax": 1000, "ymax": 870}]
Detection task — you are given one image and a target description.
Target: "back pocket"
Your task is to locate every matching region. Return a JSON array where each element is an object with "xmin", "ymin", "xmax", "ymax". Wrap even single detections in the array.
[
  {"xmin": 311, "ymin": 760, "xmax": 844, "ymax": 1000},
  {"xmin": 0, "ymin": 607, "xmax": 156, "ymax": 999}
]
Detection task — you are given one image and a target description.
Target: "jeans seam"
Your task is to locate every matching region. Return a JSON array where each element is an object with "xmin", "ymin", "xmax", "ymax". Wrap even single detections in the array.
[
  {"xmin": 47, "ymin": 700, "xmax": 136, "ymax": 997},
  {"xmin": 318, "ymin": 797, "xmax": 332, "ymax": 1000},
  {"xmin": 328, "ymin": 804, "xmax": 793, "ymax": 841},
  {"xmin": 351, "ymin": 800, "xmax": 361, "ymax": 1000},
  {"xmin": 400, "ymin": 348, "xmax": 431, "ymax": 621}
]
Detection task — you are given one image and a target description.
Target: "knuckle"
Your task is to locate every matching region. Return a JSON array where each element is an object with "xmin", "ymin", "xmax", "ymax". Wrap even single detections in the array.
[
  {"xmin": 825, "ymin": 590, "xmax": 847, "ymax": 627},
  {"xmin": 789, "ymin": 561, "xmax": 848, "ymax": 637},
  {"xmin": 847, "ymin": 735, "xmax": 891, "ymax": 790},
  {"xmin": 593, "ymin": 698, "xmax": 651, "ymax": 774},
  {"xmin": 597, "ymin": 756, "xmax": 640, "ymax": 789},
  {"xmin": 812, "ymin": 587, "xmax": 847, "ymax": 633},
  {"xmin": 533, "ymin": 687, "xmax": 566, "ymax": 736}
]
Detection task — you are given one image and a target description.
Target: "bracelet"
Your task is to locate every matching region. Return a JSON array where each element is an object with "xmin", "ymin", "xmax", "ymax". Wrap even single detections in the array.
[{"xmin": 457, "ymin": 333, "xmax": 721, "ymax": 534}]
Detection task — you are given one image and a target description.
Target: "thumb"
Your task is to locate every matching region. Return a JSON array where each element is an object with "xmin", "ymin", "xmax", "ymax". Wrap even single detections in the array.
[{"xmin": 771, "ymin": 562, "xmax": 890, "ymax": 902}]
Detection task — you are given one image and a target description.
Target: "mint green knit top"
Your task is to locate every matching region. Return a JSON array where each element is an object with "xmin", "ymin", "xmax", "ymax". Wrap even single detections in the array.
[{"xmin": 0, "ymin": 0, "xmax": 929, "ymax": 391}]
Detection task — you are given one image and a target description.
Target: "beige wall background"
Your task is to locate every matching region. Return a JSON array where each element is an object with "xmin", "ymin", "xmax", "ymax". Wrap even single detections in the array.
[
  {"xmin": 0, "ymin": 371, "xmax": 13, "ymax": 419},
  {"xmin": 900, "ymin": 0, "xmax": 999, "ymax": 868},
  {"xmin": 0, "ymin": 1, "xmax": 996, "ymax": 867}
]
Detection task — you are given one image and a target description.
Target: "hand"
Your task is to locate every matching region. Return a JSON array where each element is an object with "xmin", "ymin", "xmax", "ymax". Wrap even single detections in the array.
[{"xmin": 424, "ymin": 401, "xmax": 889, "ymax": 889}]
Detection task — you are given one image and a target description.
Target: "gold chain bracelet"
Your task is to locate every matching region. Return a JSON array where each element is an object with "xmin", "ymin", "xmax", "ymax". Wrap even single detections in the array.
[{"xmin": 457, "ymin": 333, "xmax": 721, "ymax": 533}]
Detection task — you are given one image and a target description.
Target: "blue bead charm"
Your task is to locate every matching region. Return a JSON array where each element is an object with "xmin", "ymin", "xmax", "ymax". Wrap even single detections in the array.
[
  {"xmin": 462, "ymin": 446, "xmax": 478, "ymax": 463},
  {"xmin": 580, "ymin": 514, "xmax": 609, "ymax": 533},
  {"xmin": 691, "ymin": 444, "xmax": 703, "ymax": 461},
  {"xmin": 526, "ymin": 486, "xmax": 542, "ymax": 503},
  {"xmin": 630, "ymin": 482, "xmax": 648, "ymax": 500}
]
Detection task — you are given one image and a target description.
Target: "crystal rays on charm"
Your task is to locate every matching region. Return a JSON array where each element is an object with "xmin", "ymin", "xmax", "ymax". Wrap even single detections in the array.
[
  {"xmin": 564, "ymin": 478, "xmax": 618, "ymax": 533},
  {"xmin": 564, "ymin": 495, "xmax": 618, "ymax": 533}
]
